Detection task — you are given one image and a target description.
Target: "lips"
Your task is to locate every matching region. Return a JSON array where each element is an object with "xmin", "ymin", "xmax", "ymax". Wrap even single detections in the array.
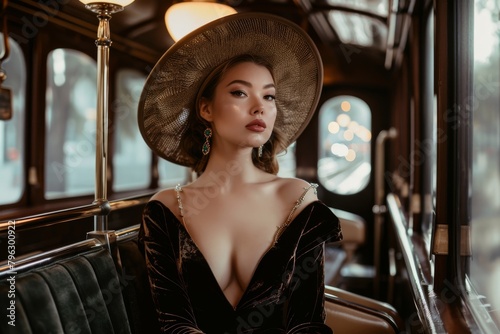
[{"xmin": 246, "ymin": 119, "xmax": 267, "ymax": 132}]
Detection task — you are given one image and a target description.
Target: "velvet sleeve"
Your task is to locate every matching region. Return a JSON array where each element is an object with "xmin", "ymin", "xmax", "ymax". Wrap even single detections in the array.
[
  {"xmin": 284, "ymin": 202, "xmax": 342, "ymax": 334},
  {"xmin": 138, "ymin": 201, "xmax": 205, "ymax": 334},
  {"xmin": 284, "ymin": 244, "xmax": 332, "ymax": 334}
]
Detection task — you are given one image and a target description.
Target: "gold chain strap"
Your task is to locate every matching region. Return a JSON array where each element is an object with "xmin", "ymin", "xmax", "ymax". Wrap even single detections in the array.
[{"xmin": 274, "ymin": 183, "xmax": 318, "ymax": 244}]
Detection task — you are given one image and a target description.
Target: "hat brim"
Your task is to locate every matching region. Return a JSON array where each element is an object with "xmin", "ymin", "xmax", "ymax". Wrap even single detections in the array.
[{"xmin": 138, "ymin": 12, "xmax": 323, "ymax": 167}]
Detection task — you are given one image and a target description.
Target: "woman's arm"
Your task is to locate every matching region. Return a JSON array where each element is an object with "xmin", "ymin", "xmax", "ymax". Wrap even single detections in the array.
[
  {"xmin": 139, "ymin": 201, "xmax": 205, "ymax": 334},
  {"xmin": 284, "ymin": 243, "xmax": 333, "ymax": 334}
]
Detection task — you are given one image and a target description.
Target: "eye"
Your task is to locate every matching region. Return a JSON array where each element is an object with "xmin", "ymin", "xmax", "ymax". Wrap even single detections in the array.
[
  {"xmin": 230, "ymin": 90, "xmax": 247, "ymax": 97},
  {"xmin": 264, "ymin": 95, "xmax": 276, "ymax": 101}
]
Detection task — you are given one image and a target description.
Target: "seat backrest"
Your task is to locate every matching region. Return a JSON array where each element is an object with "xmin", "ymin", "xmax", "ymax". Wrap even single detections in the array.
[
  {"xmin": 325, "ymin": 285, "xmax": 404, "ymax": 329},
  {"xmin": 117, "ymin": 235, "xmax": 161, "ymax": 334},
  {"xmin": 0, "ymin": 245, "xmax": 132, "ymax": 334},
  {"xmin": 324, "ymin": 290, "xmax": 403, "ymax": 334},
  {"xmin": 330, "ymin": 207, "xmax": 366, "ymax": 261}
]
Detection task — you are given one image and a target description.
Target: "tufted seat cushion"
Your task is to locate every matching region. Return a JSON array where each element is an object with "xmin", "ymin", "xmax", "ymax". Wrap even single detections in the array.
[{"xmin": 0, "ymin": 248, "xmax": 131, "ymax": 334}]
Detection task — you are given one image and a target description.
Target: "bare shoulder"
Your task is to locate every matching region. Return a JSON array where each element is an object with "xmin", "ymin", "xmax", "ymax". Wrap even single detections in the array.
[
  {"xmin": 276, "ymin": 177, "xmax": 319, "ymax": 207},
  {"xmin": 149, "ymin": 187, "xmax": 180, "ymax": 215}
]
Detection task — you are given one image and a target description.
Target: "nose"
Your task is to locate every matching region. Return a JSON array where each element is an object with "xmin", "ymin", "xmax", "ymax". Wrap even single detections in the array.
[
  {"xmin": 250, "ymin": 94, "xmax": 265, "ymax": 115},
  {"xmin": 252, "ymin": 105, "xmax": 264, "ymax": 115}
]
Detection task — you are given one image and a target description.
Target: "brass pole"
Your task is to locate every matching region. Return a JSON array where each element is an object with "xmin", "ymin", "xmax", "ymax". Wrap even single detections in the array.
[{"xmin": 85, "ymin": 3, "xmax": 123, "ymax": 231}]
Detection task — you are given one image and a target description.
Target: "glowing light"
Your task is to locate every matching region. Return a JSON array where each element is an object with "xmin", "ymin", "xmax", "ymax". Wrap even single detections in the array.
[
  {"xmin": 341, "ymin": 101, "xmax": 351, "ymax": 112},
  {"xmin": 343, "ymin": 129, "xmax": 354, "ymax": 141},
  {"xmin": 348, "ymin": 121, "xmax": 359, "ymax": 132},
  {"xmin": 79, "ymin": 0, "xmax": 134, "ymax": 6},
  {"xmin": 331, "ymin": 143, "xmax": 348, "ymax": 157},
  {"xmin": 355, "ymin": 126, "xmax": 372, "ymax": 142},
  {"xmin": 337, "ymin": 114, "xmax": 351, "ymax": 127},
  {"xmin": 165, "ymin": 3, "xmax": 237, "ymax": 42},
  {"xmin": 328, "ymin": 121, "xmax": 340, "ymax": 134},
  {"xmin": 345, "ymin": 149, "xmax": 356, "ymax": 162}
]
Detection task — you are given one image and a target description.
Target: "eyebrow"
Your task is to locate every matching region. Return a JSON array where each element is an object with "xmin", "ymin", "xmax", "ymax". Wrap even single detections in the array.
[{"xmin": 226, "ymin": 79, "xmax": 275, "ymax": 89}]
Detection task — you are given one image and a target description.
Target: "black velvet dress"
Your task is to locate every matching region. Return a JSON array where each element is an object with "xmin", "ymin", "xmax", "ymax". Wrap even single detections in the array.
[{"xmin": 138, "ymin": 198, "xmax": 342, "ymax": 334}]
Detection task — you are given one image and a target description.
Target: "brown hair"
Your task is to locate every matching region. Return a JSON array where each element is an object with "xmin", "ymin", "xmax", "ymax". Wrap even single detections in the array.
[{"xmin": 179, "ymin": 54, "xmax": 287, "ymax": 174}]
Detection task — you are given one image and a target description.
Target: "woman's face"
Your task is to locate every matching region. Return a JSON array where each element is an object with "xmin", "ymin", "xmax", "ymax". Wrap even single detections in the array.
[{"xmin": 199, "ymin": 61, "xmax": 277, "ymax": 151}]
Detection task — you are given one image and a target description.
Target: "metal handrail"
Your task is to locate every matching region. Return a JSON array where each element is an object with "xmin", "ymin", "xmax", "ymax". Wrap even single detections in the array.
[
  {"xmin": 0, "ymin": 222, "xmax": 142, "ymax": 279},
  {"xmin": 0, "ymin": 193, "xmax": 153, "ymax": 233},
  {"xmin": 115, "ymin": 224, "xmax": 140, "ymax": 242},
  {"xmin": 386, "ymin": 193, "xmax": 446, "ymax": 334},
  {"xmin": 0, "ymin": 238, "xmax": 102, "ymax": 279}
]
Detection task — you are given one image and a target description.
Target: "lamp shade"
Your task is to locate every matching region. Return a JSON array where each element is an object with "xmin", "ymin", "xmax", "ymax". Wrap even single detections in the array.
[
  {"xmin": 79, "ymin": 0, "xmax": 135, "ymax": 6},
  {"xmin": 165, "ymin": 2, "xmax": 237, "ymax": 42}
]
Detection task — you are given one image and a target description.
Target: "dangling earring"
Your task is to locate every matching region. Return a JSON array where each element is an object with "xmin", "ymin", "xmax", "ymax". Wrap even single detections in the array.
[
  {"xmin": 202, "ymin": 128, "xmax": 212, "ymax": 155},
  {"xmin": 258, "ymin": 145, "xmax": 263, "ymax": 158}
]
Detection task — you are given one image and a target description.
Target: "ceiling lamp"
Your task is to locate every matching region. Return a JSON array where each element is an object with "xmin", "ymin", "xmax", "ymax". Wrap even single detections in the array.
[
  {"xmin": 80, "ymin": 0, "xmax": 135, "ymax": 6},
  {"xmin": 165, "ymin": 2, "xmax": 237, "ymax": 42}
]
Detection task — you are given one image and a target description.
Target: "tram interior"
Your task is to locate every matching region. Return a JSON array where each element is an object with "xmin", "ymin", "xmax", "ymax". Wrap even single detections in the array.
[
  {"xmin": 3, "ymin": 0, "xmax": 498, "ymax": 333},
  {"xmin": 3, "ymin": 0, "xmax": 412, "ymax": 332}
]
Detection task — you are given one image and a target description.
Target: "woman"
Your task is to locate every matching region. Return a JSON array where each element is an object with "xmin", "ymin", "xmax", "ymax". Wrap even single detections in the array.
[{"xmin": 138, "ymin": 12, "xmax": 342, "ymax": 333}]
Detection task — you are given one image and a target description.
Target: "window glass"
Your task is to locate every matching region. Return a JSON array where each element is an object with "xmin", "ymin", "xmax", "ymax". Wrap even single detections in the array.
[
  {"xmin": 277, "ymin": 142, "xmax": 296, "ymax": 178},
  {"xmin": 326, "ymin": 0, "xmax": 388, "ymax": 17},
  {"xmin": 158, "ymin": 159, "xmax": 188, "ymax": 188},
  {"xmin": 328, "ymin": 11, "xmax": 387, "ymax": 49},
  {"xmin": 113, "ymin": 69, "xmax": 151, "ymax": 191},
  {"xmin": 469, "ymin": 0, "xmax": 500, "ymax": 330},
  {"xmin": 0, "ymin": 35, "xmax": 25, "ymax": 205},
  {"xmin": 45, "ymin": 49, "xmax": 97, "ymax": 199},
  {"xmin": 318, "ymin": 95, "xmax": 371, "ymax": 194}
]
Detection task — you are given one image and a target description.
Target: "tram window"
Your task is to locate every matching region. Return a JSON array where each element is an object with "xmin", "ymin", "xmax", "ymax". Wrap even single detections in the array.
[
  {"xmin": 318, "ymin": 95, "xmax": 371, "ymax": 195},
  {"xmin": 158, "ymin": 159, "xmax": 188, "ymax": 188},
  {"xmin": 277, "ymin": 142, "xmax": 297, "ymax": 177},
  {"xmin": 326, "ymin": 0, "xmax": 388, "ymax": 17},
  {"xmin": 328, "ymin": 11, "xmax": 387, "ymax": 50},
  {"xmin": 113, "ymin": 69, "xmax": 151, "ymax": 191},
  {"xmin": 45, "ymin": 49, "xmax": 97, "ymax": 199},
  {"xmin": 469, "ymin": 0, "xmax": 500, "ymax": 327},
  {"xmin": 0, "ymin": 35, "xmax": 25, "ymax": 205}
]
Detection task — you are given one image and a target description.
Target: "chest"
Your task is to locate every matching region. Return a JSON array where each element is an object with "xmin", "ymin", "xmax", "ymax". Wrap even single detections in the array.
[
  {"xmin": 187, "ymin": 211, "xmax": 281, "ymax": 288},
  {"xmin": 177, "ymin": 221, "xmax": 303, "ymax": 315},
  {"xmin": 183, "ymin": 192, "xmax": 291, "ymax": 249},
  {"xmin": 180, "ymin": 194, "xmax": 292, "ymax": 292}
]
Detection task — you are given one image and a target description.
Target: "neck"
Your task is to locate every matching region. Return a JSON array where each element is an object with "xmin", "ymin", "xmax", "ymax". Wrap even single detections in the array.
[{"xmin": 196, "ymin": 149, "xmax": 267, "ymax": 189}]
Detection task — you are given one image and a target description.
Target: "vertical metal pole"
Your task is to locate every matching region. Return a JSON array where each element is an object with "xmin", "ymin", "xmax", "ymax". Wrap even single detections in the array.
[
  {"xmin": 86, "ymin": 4, "xmax": 123, "ymax": 231},
  {"xmin": 94, "ymin": 12, "xmax": 111, "ymax": 231},
  {"xmin": 373, "ymin": 127, "xmax": 397, "ymax": 297},
  {"xmin": 95, "ymin": 13, "xmax": 110, "ymax": 205}
]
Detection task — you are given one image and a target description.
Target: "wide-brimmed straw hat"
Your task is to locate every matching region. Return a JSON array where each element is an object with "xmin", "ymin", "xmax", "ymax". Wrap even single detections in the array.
[{"xmin": 138, "ymin": 12, "xmax": 323, "ymax": 167}]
